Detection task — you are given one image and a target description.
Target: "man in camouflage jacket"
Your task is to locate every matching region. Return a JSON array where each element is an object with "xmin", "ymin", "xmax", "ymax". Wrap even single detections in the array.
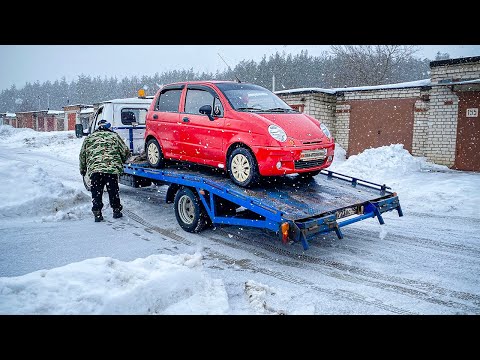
[{"xmin": 79, "ymin": 119, "xmax": 131, "ymax": 222}]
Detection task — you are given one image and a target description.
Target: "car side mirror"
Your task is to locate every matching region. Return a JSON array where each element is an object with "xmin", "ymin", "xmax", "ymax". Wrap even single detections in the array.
[{"xmin": 199, "ymin": 105, "xmax": 215, "ymax": 121}]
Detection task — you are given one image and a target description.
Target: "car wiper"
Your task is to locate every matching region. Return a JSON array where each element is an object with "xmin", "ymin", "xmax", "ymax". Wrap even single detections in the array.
[
  {"xmin": 265, "ymin": 108, "xmax": 293, "ymax": 112},
  {"xmin": 236, "ymin": 107, "xmax": 263, "ymax": 112}
]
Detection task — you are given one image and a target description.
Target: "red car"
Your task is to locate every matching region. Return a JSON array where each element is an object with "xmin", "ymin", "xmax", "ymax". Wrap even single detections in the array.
[{"xmin": 144, "ymin": 81, "xmax": 335, "ymax": 187}]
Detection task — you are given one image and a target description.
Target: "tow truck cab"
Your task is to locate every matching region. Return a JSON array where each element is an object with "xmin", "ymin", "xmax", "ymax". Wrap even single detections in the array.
[{"xmin": 76, "ymin": 90, "xmax": 154, "ymax": 155}]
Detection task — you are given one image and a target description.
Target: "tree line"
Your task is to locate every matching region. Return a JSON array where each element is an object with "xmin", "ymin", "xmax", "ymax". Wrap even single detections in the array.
[{"xmin": 0, "ymin": 46, "xmax": 449, "ymax": 113}]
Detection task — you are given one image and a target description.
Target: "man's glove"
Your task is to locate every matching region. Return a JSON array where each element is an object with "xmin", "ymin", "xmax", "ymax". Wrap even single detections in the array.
[{"xmin": 80, "ymin": 169, "xmax": 86, "ymax": 176}]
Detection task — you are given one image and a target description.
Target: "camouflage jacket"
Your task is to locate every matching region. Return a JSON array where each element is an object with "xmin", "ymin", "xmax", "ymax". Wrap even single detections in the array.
[{"xmin": 79, "ymin": 128, "xmax": 131, "ymax": 177}]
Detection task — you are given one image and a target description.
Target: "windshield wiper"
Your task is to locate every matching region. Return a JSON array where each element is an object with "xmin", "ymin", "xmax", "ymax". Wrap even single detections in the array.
[
  {"xmin": 236, "ymin": 107, "xmax": 263, "ymax": 112},
  {"xmin": 265, "ymin": 107, "xmax": 293, "ymax": 112}
]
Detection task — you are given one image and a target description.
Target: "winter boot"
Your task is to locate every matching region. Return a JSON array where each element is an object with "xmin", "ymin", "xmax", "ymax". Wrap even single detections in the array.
[
  {"xmin": 113, "ymin": 209, "xmax": 123, "ymax": 219},
  {"xmin": 93, "ymin": 210, "xmax": 104, "ymax": 222}
]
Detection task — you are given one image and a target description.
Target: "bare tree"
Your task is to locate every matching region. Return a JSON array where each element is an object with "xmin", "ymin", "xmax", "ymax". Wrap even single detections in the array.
[
  {"xmin": 435, "ymin": 51, "xmax": 450, "ymax": 60},
  {"xmin": 330, "ymin": 45, "xmax": 420, "ymax": 86}
]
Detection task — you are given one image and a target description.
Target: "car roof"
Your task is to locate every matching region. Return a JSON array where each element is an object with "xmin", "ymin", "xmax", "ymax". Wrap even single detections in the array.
[{"xmin": 164, "ymin": 80, "xmax": 242, "ymax": 86}]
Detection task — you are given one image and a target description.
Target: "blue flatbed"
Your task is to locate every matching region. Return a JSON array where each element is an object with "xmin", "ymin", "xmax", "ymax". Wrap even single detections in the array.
[{"xmin": 121, "ymin": 162, "xmax": 403, "ymax": 250}]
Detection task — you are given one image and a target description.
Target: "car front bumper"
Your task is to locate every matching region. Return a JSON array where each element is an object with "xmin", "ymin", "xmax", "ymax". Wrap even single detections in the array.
[{"xmin": 252, "ymin": 142, "xmax": 335, "ymax": 176}]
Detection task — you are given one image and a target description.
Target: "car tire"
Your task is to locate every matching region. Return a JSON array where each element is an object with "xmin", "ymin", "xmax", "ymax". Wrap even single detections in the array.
[
  {"xmin": 146, "ymin": 138, "xmax": 165, "ymax": 168},
  {"xmin": 227, "ymin": 146, "xmax": 260, "ymax": 187},
  {"xmin": 174, "ymin": 187, "xmax": 210, "ymax": 233}
]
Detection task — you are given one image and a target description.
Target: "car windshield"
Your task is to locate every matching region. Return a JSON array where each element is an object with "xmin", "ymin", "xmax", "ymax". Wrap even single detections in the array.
[{"xmin": 216, "ymin": 82, "xmax": 295, "ymax": 112}]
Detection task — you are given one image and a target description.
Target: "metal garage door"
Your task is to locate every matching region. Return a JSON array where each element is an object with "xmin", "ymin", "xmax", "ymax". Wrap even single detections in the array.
[
  {"xmin": 347, "ymin": 98, "xmax": 415, "ymax": 157},
  {"xmin": 454, "ymin": 91, "xmax": 480, "ymax": 171}
]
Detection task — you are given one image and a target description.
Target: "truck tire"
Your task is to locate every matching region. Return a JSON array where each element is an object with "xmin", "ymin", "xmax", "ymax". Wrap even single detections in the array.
[
  {"xmin": 174, "ymin": 187, "xmax": 210, "ymax": 233},
  {"xmin": 146, "ymin": 138, "xmax": 165, "ymax": 168},
  {"xmin": 227, "ymin": 146, "xmax": 260, "ymax": 187}
]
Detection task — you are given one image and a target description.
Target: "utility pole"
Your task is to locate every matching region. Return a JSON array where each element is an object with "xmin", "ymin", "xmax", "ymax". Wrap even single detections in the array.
[
  {"xmin": 272, "ymin": 73, "xmax": 275, "ymax": 92},
  {"xmin": 47, "ymin": 94, "xmax": 50, "ymax": 110}
]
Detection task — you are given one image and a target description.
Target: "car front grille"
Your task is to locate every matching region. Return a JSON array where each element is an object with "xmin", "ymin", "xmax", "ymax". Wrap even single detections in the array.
[{"xmin": 294, "ymin": 159, "xmax": 326, "ymax": 169}]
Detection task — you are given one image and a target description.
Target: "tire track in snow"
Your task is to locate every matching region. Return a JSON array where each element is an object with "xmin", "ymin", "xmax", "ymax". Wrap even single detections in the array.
[
  {"xmin": 122, "ymin": 209, "xmax": 413, "ymax": 315},
  {"xmin": 210, "ymin": 227, "xmax": 480, "ymax": 314}
]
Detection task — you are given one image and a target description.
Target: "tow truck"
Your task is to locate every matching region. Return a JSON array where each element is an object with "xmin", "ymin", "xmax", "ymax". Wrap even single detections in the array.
[{"xmin": 79, "ymin": 92, "xmax": 403, "ymax": 250}]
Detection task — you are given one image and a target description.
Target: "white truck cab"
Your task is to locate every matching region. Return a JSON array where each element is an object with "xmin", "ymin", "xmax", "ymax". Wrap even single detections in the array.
[{"xmin": 77, "ymin": 93, "xmax": 154, "ymax": 155}]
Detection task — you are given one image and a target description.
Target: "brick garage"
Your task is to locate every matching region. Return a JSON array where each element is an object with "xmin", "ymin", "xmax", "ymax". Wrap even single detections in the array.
[
  {"xmin": 15, "ymin": 112, "xmax": 37, "ymax": 130},
  {"xmin": 14, "ymin": 110, "xmax": 65, "ymax": 132},
  {"xmin": 276, "ymin": 56, "xmax": 480, "ymax": 172},
  {"xmin": 63, "ymin": 104, "xmax": 93, "ymax": 131}
]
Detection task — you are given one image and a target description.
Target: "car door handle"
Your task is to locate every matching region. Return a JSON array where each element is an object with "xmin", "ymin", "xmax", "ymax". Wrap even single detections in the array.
[
  {"xmin": 183, "ymin": 117, "xmax": 190, "ymax": 123},
  {"xmin": 153, "ymin": 114, "xmax": 158, "ymax": 120}
]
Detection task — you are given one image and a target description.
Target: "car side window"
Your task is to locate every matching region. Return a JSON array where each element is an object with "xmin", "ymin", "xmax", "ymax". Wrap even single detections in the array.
[
  {"xmin": 184, "ymin": 89, "xmax": 215, "ymax": 115},
  {"xmin": 157, "ymin": 89, "xmax": 182, "ymax": 112}
]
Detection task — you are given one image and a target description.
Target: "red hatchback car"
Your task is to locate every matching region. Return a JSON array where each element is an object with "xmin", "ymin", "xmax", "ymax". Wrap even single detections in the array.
[{"xmin": 144, "ymin": 81, "xmax": 335, "ymax": 187}]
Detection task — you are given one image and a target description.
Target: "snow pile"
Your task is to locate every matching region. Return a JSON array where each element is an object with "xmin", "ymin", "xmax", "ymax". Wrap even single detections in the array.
[
  {"xmin": 0, "ymin": 125, "xmax": 77, "ymax": 150},
  {"xmin": 330, "ymin": 143, "xmax": 449, "ymax": 184},
  {"xmin": 0, "ymin": 252, "xmax": 229, "ymax": 315},
  {"xmin": 0, "ymin": 158, "xmax": 90, "ymax": 220},
  {"xmin": 330, "ymin": 143, "xmax": 480, "ymax": 217},
  {"xmin": 0, "ymin": 124, "xmax": 36, "ymax": 142},
  {"xmin": 244, "ymin": 280, "xmax": 276, "ymax": 314}
]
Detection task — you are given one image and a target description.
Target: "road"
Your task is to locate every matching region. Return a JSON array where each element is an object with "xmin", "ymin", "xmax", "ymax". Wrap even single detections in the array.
[{"xmin": 1, "ymin": 131, "xmax": 479, "ymax": 314}]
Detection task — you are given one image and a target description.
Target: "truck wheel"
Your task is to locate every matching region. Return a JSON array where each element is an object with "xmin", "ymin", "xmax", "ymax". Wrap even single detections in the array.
[
  {"xmin": 83, "ymin": 173, "xmax": 91, "ymax": 191},
  {"xmin": 227, "ymin": 147, "xmax": 260, "ymax": 187},
  {"xmin": 146, "ymin": 138, "xmax": 165, "ymax": 168},
  {"xmin": 174, "ymin": 187, "xmax": 210, "ymax": 233}
]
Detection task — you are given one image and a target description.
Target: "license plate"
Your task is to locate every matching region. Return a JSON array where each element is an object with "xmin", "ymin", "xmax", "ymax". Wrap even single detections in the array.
[
  {"xmin": 300, "ymin": 149, "xmax": 327, "ymax": 161},
  {"xmin": 336, "ymin": 206, "xmax": 359, "ymax": 219}
]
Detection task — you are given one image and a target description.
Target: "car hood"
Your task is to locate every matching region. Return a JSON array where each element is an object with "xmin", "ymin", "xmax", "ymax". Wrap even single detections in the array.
[{"xmin": 257, "ymin": 112, "xmax": 327, "ymax": 142}]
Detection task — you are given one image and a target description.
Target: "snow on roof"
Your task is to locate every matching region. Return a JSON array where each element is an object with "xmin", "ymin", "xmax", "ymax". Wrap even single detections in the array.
[
  {"xmin": 6, "ymin": 112, "xmax": 16, "ymax": 117},
  {"xmin": 436, "ymin": 78, "xmax": 480, "ymax": 86},
  {"xmin": 275, "ymin": 79, "xmax": 432, "ymax": 96},
  {"xmin": 80, "ymin": 107, "xmax": 94, "ymax": 114},
  {"xmin": 47, "ymin": 110, "xmax": 64, "ymax": 115},
  {"xmin": 275, "ymin": 87, "xmax": 337, "ymax": 95},
  {"xmin": 67, "ymin": 104, "xmax": 93, "ymax": 108},
  {"xmin": 335, "ymin": 79, "xmax": 431, "ymax": 92},
  {"xmin": 102, "ymin": 97, "xmax": 153, "ymax": 105}
]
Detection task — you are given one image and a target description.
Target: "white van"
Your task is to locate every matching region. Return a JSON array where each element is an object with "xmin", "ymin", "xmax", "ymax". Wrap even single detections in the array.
[{"xmin": 77, "ymin": 94, "xmax": 154, "ymax": 155}]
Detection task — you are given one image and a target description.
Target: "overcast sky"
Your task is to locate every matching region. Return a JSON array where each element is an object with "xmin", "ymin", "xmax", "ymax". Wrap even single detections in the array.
[{"xmin": 0, "ymin": 45, "xmax": 479, "ymax": 91}]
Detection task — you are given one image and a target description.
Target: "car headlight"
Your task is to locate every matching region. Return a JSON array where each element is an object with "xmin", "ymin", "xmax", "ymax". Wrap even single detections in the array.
[
  {"xmin": 268, "ymin": 125, "xmax": 287, "ymax": 142},
  {"xmin": 320, "ymin": 123, "xmax": 331, "ymax": 139}
]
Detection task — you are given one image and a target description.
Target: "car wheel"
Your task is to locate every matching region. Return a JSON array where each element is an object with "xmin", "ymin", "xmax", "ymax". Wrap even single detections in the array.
[
  {"xmin": 227, "ymin": 147, "xmax": 260, "ymax": 187},
  {"xmin": 83, "ymin": 173, "xmax": 91, "ymax": 191},
  {"xmin": 146, "ymin": 138, "xmax": 165, "ymax": 168},
  {"xmin": 174, "ymin": 187, "xmax": 210, "ymax": 233}
]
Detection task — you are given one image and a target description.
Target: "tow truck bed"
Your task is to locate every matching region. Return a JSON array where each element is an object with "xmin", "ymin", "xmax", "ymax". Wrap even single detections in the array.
[{"xmin": 122, "ymin": 163, "xmax": 403, "ymax": 250}]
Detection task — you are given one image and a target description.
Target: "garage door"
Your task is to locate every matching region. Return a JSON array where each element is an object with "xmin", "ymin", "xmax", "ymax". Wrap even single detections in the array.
[
  {"xmin": 454, "ymin": 91, "xmax": 480, "ymax": 171},
  {"xmin": 347, "ymin": 98, "xmax": 415, "ymax": 157}
]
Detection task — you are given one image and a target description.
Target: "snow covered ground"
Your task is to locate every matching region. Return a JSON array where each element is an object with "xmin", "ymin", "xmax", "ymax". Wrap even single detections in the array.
[{"xmin": 0, "ymin": 125, "xmax": 479, "ymax": 315}]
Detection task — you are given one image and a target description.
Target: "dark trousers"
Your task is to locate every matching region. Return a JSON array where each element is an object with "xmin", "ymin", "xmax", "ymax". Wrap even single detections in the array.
[{"xmin": 90, "ymin": 172, "xmax": 122, "ymax": 213}]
